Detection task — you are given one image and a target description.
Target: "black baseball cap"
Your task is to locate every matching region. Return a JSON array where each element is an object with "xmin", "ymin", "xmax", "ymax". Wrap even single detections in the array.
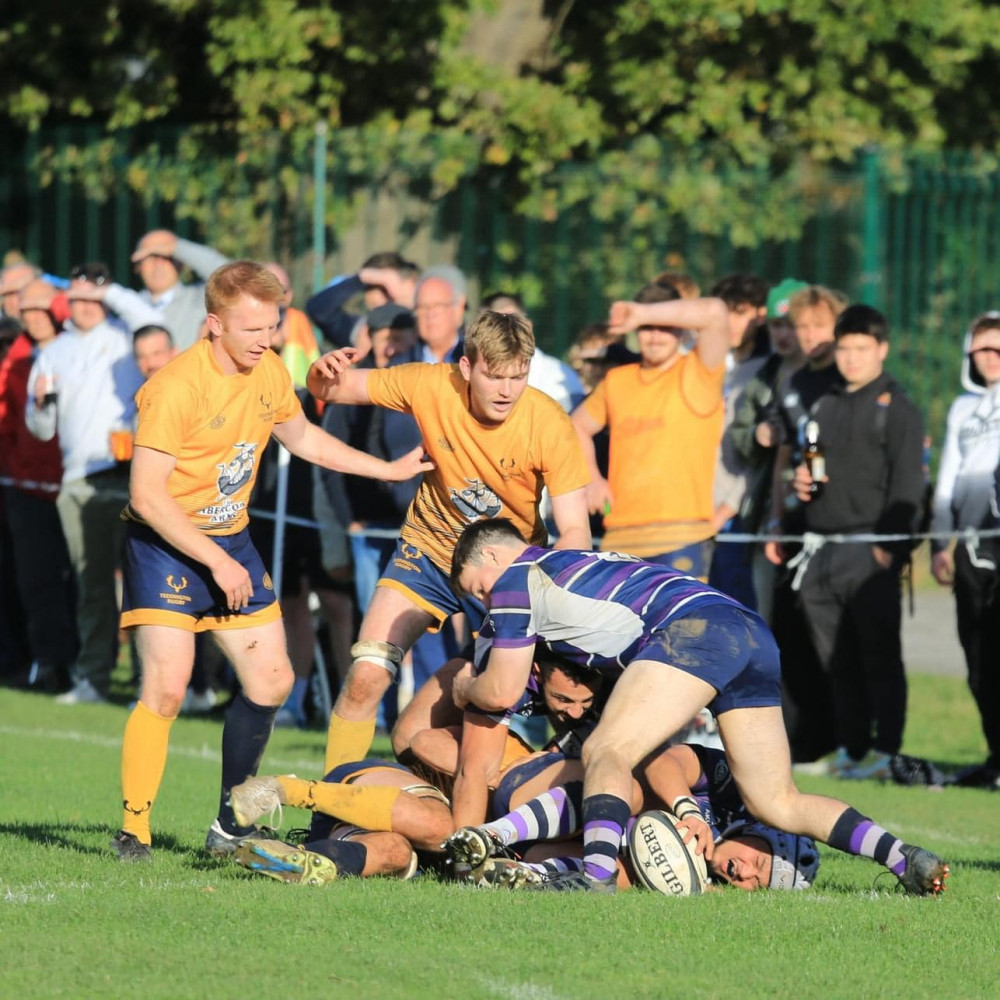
[{"xmin": 367, "ymin": 303, "xmax": 415, "ymax": 331}]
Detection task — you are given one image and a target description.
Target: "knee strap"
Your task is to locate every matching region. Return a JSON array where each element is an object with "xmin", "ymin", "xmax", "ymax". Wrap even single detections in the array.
[{"xmin": 351, "ymin": 640, "xmax": 404, "ymax": 680}]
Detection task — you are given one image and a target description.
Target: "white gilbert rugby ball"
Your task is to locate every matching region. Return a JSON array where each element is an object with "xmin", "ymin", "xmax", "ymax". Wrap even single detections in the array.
[{"xmin": 628, "ymin": 810, "xmax": 708, "ymax": 896}]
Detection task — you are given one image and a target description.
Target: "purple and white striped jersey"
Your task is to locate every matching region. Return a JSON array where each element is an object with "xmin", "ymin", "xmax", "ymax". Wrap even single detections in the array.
[{"xmin": 481, "ymin": 545, "xmax": 741, "ymax": 674}]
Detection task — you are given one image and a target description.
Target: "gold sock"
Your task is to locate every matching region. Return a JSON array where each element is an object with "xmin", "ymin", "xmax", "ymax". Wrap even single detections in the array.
[
  {"xmin": 120, "ymin": 701, "xmax": 175, "ymax": 845},
  {"xmin": 280, "ymin": 777, "xmax": 402, "ymax": 832},
  {"xmin": 324, "ymin": 714, "xmax": 376, "ymax": 774}
]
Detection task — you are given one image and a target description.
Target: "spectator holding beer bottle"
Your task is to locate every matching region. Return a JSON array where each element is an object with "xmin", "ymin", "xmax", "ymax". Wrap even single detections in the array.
[{"xmin": 790, "ymin": 305, "xmax": 926, "ymax": 781}]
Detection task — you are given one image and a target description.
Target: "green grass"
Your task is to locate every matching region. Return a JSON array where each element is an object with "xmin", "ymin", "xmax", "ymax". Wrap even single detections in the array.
[{"xmin": 1, "ymin": 675, "xmax": 997, "ymax": 1000}]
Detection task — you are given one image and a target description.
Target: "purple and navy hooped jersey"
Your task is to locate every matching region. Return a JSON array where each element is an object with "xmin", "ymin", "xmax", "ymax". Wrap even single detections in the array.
[{"xmin": 483, "ymin": 546, "xmax": 740, "ymax": 674}]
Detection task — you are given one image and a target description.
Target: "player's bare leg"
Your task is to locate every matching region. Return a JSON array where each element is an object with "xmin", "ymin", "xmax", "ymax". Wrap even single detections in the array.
[
  {"xmin": 716, "ymin": 707, "xmax": 844, "ymax": 840},
  {"xmin": 213, "ymin": 618, "xmax": 294, "ymax": 708},
  {"xmin": 534, "ymin": 660, "xmax": 715, "ymax": 891},
  {"xmin": 325, "ymin": 586, "xmax": 436, "ymax": 771},
  {"xmin": 117, "ymin": 625, "xmax": 197, "ymax": 855},
  {"xmin": 717, "ymin": 706, "xmax": 949, "ymax": 895},
  {"xmin": 392, "ymin": 657, "xmax": 467, "ymax": 760},
  {"xmin": 581, "ymin": 661, "xmax": 715, "ymax": 804}
]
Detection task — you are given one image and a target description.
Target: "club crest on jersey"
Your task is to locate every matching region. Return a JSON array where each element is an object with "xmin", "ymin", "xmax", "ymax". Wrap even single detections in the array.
[
  {"xmin": 216, "ymin": 442, "xmax": 257, "ymax": 497},
  {"xmin": 196, "ymin": 442, "xmax": 256, "ymax": 524},
  {"xmin": 450, "ymin": 478, "xmax": 502, "ymax": 521},
  {"xmin": 259, "ymin": 392, "xmax": 274, "ymax": 421},
  {"xmin": 498, "ymin": 457, "xmax": 524, "ymax": 481}
]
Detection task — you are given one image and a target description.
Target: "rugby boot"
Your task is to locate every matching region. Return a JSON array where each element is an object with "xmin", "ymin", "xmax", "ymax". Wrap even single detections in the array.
[
  {"xmin": 234, "ymin": 839, "xmax": 339, "ymax": 886},
  {"xmin": 228, "ymin": 775, "xmax": 285, "ymax": 828},
  {"xmin": 897, "ymin": 845, "xmax": 949, "ymax": 896},
  {"xmin": 528, "ymin": 870, "xmax": 618, "ymax": 893},
  {"xmin": 111, "ymin": 830, "xmax": 152, "ymax": 863}
]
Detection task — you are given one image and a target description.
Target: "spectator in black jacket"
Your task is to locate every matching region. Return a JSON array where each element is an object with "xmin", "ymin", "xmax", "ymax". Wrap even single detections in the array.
[
  {"xmin": 790, "ymin": 305, "xmax": 925, "ymax": 782},
  {"xmin": 305, "ymin": 252, "xmax": 420, "ymax": 351}
]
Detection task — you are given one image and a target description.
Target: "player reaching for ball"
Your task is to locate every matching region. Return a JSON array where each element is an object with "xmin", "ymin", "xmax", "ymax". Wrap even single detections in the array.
[
  {"xmin": 444, "ymin": 742, "xmax": 818, "ymax": 893},
  {"xmin": 449, "ymin": 518, "xmax": 949, "ymax": 896}
]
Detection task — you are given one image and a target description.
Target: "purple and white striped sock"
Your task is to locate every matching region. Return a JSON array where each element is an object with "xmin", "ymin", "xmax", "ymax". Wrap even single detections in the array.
[
  {"xmin": 828, "ymin": 807, "xmax": 906, "ymax": 875},
  {"xmin": 523, "ymin": 856, "xmax": 585, "ymax": 875},
  {"xmin": 486, "ymin": 783, "xmax": 582, "ymax": 847},
  {"xmin": 581, "ymin": 793, "xmax": 630, "ymax": 881}
]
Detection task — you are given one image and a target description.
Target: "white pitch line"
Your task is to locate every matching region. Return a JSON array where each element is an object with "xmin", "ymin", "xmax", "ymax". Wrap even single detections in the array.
[
  {"xmin": 0, "ymin": 723, "xmax": 323, "ymax": 773},
  {"xmin": 481, "ymin": 981, "xmax": 569, "ymax": 1000}
]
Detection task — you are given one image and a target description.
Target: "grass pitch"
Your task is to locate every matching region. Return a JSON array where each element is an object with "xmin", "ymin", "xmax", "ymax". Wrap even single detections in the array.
[{"xmin": 1, "ymin": 673, "xmax": 997, "ymax": 999}]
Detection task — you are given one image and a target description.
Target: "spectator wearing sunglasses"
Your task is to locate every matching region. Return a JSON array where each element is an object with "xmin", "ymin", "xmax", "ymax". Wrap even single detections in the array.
[
  {"xmin": 24, "ymin": 262, "xmax": 161, "ymax": 705},
  {"xmin": 930, "ymin": 311, "xmax": 1000, "ymax": 789}
]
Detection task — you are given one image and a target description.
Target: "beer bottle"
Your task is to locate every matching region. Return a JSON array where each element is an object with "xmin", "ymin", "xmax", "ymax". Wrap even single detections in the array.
[{"xmin": 803, "ymin": 420, "xmax": 825, "ymax": 498}]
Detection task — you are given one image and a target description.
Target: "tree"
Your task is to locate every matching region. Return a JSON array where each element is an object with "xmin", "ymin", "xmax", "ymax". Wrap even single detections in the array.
[{"xmin": 5, "ymin": 0, "xmax": 1000, "ymax": 252}]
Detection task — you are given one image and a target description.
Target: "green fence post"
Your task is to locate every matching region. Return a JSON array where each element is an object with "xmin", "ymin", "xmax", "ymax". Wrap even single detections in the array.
[
  {"xmin": 25, "ymin": 131, "xmax": 41, "ymax": 264},
  {"xmin": 312, "ymin": 121, "xmax": 328, "ymax": 292},
  {"xmin": 860, "ymin": 147, "xmax": 883, "ymax": 309}
]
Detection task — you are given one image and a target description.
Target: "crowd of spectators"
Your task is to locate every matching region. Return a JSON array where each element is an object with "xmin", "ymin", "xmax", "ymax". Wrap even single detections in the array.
[{"xmin": 0, "ymin": 239, "xmax": 997, "ymax": 789}]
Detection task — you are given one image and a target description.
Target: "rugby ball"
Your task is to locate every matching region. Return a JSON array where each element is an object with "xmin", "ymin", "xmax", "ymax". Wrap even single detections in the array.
[{"xmin": 627, "ymin": 810, "xmax": 708, "ymax": 896}]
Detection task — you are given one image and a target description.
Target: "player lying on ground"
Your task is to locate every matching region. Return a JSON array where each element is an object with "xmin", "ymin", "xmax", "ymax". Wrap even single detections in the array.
[
  {"xmin": 228, "ymin": 652, "xmax": 603, "ymax": 884},
  {"xmin": 445, "ymin": 742, "xmax": 818, "ymax": 892},
  {"xmin": 230, "ymin": 758, "xmax": 452, "ymax": 884},
  {"xmin": 450, "ymin": 518, "xmax": 949, "ymax": 895},
  {"xmin": 228, "ymin": 723, "xmax": 542, "ymax": 886}
]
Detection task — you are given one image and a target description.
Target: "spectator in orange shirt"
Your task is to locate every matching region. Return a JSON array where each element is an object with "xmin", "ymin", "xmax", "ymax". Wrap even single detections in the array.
[{"xmin": 571, "ymin": 283, "xmax": 729, "ymax": 579}]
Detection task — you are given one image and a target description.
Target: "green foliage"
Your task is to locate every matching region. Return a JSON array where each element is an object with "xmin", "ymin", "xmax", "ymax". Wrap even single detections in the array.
[{"xmin": 5, "ymin": 0, "xmax": 1000, "ymax": 250}]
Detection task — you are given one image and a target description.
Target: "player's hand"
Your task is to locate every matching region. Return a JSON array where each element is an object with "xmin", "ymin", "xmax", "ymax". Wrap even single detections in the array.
[
  {"xmin": 676, "ymin": 814, "xmax": 714, "ymax": 861},
  {"xmin": 311, "ymin": 347, "xmax": 359, "ymax": 379},
  {"xmin": 384, "ymin": 444, "xmax": 435, "ymax": 482},
  {"xmin": 931, "ymin": 549, "xmax": 954, "ymax": 586},
  {"xmin": 307, "ymin": 347, "xmax": 360, "ymax": 400},
  {"xmin": 211, "ymin": 555, "xmax": 254, "ymax": 611},
  {"xmin": 585, "ymin": 477, "xmax": 614, "ymax": 516},
  {"xmin": 452, "ymin": 661, "xmax": 475, "ymax": 709},
  {"xmin": 607, "ymin": 300, "xmax": 643, "ymax": 335}
]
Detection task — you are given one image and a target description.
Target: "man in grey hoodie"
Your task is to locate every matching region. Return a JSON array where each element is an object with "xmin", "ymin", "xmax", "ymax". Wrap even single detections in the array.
[{"xmin": 931, "ymin": 311, "xmax": 1000, "ymax": 789}]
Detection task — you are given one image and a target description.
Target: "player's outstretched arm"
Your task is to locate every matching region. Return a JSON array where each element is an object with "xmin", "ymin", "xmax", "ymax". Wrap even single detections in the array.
[
  {"xmin": 273, "ymin": 412, "xmax": 433, "ymax": 482},
  {"xmin": 129, "ymin": 446, "xmax": 253, "ymax": 611},
  {"xmin": 571, "ymin": 408, "xmax": 614, "ymax": 517},
  {"xmin": 641, "ymin": 745, "xmax": 715, "ymax": 860},
  {"xmin": 306, "ymin": 347, "xmax": 373, "ymax": 404},
  {"xmin": 549, "ymin": 486, "xmax": 593, "ymax": 550},
  {"xmin": 608, "ymin": 296, "xmax": 730, "ymax": 370},
  {"xmin": 451, "ymin": 713, "xmax": 508, "ymax": 829},
  {"xmin": 452, "ymin": 649, "xmax": 533, "ymax": 714}
]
